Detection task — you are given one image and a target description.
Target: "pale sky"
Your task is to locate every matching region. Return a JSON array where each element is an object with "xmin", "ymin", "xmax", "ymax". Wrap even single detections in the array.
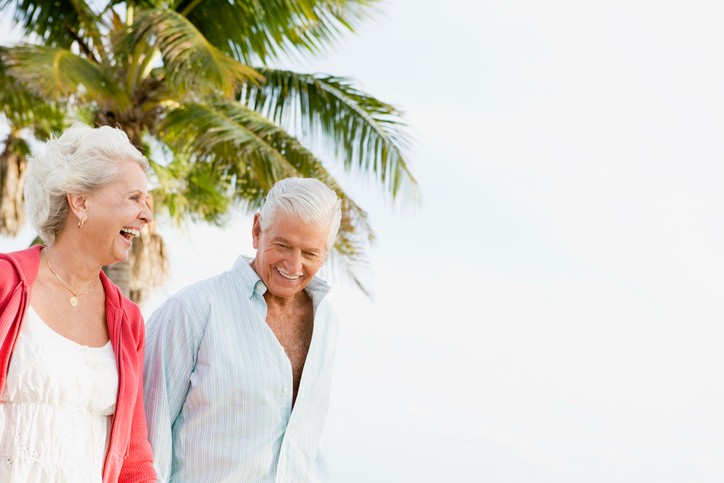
[{"xmin": 2, "ymin": 1, "xmax": 724, "ymax": 481}]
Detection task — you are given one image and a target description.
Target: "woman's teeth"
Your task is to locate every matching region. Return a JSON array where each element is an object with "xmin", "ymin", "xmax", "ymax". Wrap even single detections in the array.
[{"xmin": 120, "ymin": 227, "xmax": 141, "ymax": 238}]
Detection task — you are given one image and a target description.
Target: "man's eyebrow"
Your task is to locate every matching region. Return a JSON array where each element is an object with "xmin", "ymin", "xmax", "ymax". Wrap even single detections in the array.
[{"xmin": 271, "ymin": 236, "xmax": 321, "ymax": 252}]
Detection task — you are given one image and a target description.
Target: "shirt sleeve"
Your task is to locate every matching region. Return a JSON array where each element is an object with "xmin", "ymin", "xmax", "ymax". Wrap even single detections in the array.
[{"xmin": 143, "ymin": 297, "xmax": 205, "ymax": 481}]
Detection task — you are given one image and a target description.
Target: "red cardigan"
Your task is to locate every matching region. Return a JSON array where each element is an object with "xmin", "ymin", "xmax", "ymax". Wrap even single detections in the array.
[{"xmin": 0, "ymin": 246, "xmax": 157, "ymax": 482}]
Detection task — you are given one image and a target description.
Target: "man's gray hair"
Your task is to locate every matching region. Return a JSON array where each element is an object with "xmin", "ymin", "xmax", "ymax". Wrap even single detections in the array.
[
  {"xmin": 259, "ymin": 177, "xmax": 342, "ymax": 250},
  {"xmin": 24, "ymin": 122, "xmax": 149, "ymax": 244}
]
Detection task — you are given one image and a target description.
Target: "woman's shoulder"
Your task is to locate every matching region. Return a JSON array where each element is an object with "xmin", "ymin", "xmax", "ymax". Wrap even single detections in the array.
[
  {"xmin": 0, "ymin": 244, "xmax": 42, "ymax": 264},
  {"xmin": 0, "ymin": 245, "xmax": 43, "ymax": 286},
  {"xmin": 114, "ymin": 289, "xmax": 144, "ymax": 325}
]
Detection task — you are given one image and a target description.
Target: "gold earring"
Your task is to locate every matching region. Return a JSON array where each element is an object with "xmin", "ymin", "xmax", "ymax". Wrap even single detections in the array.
[{"xmin": 78, "ymin": 217, "xmax": 86, "ymax": 229}]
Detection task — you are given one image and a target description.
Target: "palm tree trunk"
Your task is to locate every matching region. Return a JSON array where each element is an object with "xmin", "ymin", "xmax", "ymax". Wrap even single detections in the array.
[
  {"xmin": 0, "ymin": 133, "xmax": 28, "ymax": 237},
  {"xmin": 102, "ymin": 228, "xmax": 168, "ymax": 305},
  {"xmin": 103, "ymin": 260, "xmax": 132, "ymax": 298},
  {"xmin": 129, "ymin": 228, "xmax": 168, "ymax": 304}
]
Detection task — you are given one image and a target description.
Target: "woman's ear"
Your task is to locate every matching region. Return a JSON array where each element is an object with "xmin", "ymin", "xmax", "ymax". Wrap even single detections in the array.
[{"xmin": 66, "ymin": 192, "xmax": 88, "ymax": 223}]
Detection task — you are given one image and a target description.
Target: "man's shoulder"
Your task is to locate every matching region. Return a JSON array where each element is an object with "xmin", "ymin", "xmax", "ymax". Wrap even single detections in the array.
[
  {"xmin": 178, "ymin": 256, "xmax": 255, "ymax": 297},
  {"xmin": 159, "ymin": 265, "xmax": 246, "ymax": 315},
  {"xmin": 178, "ymin": 270, "xmax": 232, "ymax": 296},
  {"xmin": 146, "ymin": 273, "xmax": 229, "ymax": 339}
]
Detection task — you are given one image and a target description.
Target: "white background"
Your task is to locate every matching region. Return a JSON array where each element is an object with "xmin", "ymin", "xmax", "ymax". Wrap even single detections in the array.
[{"xmin": 3, "ymin": 1, "xmax": 724, "ymax": 481}]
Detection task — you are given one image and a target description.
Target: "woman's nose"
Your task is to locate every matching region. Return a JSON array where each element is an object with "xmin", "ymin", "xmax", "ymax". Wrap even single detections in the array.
[{"xmin": 140, "ymin": 201, "xmax": 154, "ymax": 223}]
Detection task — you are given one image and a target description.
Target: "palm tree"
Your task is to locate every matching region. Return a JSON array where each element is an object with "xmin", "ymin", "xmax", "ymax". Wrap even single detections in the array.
[
  {"xmin": 0, "ymin": 0, "xmax": 416, "ymax": 301},
  {"xmin": 0, "ymin": 60, "xmax": 65, "ymax": 237}
]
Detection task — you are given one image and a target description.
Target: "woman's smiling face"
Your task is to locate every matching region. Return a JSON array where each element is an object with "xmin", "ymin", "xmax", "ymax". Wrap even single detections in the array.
[{"xmin": 81, "ymin": 160, "xmax": 153, "ymax": 266}]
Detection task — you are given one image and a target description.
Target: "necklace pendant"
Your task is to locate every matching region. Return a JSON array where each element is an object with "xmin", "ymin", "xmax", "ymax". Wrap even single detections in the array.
[{"xmin": 70, "ymin": 296, "xmax": 79, "ymax": 307}]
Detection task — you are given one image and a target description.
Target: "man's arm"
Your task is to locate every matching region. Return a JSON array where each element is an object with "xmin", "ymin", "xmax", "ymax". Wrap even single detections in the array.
[{"xmin": 143, "ymin": 297, "xmax": 203, "ymax": 481}]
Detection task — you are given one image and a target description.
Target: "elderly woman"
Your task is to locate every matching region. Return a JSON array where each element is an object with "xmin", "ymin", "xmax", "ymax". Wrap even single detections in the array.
[{"xmin": 0, "ymin": 123, "xmax": 157, "ymax": 482}]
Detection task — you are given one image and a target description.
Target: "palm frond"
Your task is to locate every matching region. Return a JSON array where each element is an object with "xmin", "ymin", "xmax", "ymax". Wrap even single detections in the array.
[
  {"xmin": 0, "ymin": 60, "xmax": 65, "ymax": 238},
  {"xmin": 242, "ymin": 68, "xmax": 416, "ymax": 200},
  {"xmin": 157, "ymin": 100, "xmax": 375, "ymax": 292},
  {"xmin": 158, "ymin": 102, "xmax": 297, "ymax": 191},
  {"xmin": 174, "ymin": 0, "xmax": 377, "ymax": 64},
  {"xmin": 0, "ymin": 55, "xmax": 65, "ymax": 131},
  {"xmin": 1, "ymin": 0, "xmax": 82, "ymax": 48},
  {"xmin": 119, "ymin": 8, "xmax": 262, "ymax": 99},
  {"xmin": 150, "ymin": 155, "xmax": 232, "ymax": 225},
  {"xmin": 0, "ymin": 0, "xmax": 107, "ymax": 60},
  {"xmin": 1, "ymin": 45, "xmax": 129, "ymax": 107}
]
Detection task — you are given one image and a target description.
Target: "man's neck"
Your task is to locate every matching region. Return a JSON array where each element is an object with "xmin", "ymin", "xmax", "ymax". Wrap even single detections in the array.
[{"xmin": 264, "ymin": 291, "xmax": 310, "ymax": 314}]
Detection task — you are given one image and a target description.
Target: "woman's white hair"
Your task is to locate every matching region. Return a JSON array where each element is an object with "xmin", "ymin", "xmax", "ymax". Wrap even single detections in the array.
[
  {"xmin": 24, "ymin": 122, "xmax": 149, "ymax": 244},
  {"xmin": 259, "ymin": 177, "xmax": 342, "ymax": 250}
]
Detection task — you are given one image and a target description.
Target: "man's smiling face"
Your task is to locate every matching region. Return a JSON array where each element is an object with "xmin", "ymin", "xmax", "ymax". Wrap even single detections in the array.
[{"xmin": 250, "ymin": 211, "xmax": 329, "ymax": 302}]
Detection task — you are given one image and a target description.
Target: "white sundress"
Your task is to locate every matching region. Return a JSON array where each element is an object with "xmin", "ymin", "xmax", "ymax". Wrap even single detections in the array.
[{"xmin": 0, "ymin": 305, "xmax": 118, "ymax": 482}]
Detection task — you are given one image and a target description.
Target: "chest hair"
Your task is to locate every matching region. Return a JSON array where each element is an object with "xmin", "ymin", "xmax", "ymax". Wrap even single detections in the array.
[{"xmin": 264, "ymin": 298, "xmax": 314, "ymax": 405}]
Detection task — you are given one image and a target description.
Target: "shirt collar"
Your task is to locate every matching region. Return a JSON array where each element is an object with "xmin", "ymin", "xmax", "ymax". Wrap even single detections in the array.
[{"xmin": 231, "ymin": 255, "xmax": 331, "ymax": 303}]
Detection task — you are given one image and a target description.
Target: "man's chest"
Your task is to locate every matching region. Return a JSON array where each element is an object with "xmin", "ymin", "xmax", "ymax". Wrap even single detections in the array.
[{"xmin": 264, "ymin": 311, "xmax": 314, "ymax": 397}]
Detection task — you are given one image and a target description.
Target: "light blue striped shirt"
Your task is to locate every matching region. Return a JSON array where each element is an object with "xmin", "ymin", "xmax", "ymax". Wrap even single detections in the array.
[{"xmin": 143, "ymin": 256, "xmax": 338, "ymax": 482}]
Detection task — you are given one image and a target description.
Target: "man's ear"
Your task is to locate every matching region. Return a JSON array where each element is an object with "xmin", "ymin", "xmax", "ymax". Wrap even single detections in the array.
[
  {"xmin": 66, "ymin": 192, "xmax": 88, "ymax": 222},
  {"xmin": 252, "ymin": 213, "xmax": 262, "ymax": 249}
]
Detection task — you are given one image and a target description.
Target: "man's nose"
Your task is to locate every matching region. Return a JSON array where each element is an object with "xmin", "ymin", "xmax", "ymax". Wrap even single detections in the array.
[{"xmin": 285, "ymin": 250, "xmax": 303, "ymax": 273}]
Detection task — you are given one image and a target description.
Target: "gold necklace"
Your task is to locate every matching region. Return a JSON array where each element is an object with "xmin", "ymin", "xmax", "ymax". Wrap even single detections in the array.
[{"xmin": 45, "ymin": 249, "xmax": 98, "ymax": 307}]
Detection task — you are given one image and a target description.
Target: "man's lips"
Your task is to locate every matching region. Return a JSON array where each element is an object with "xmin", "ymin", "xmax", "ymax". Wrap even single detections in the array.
[{"xmin": 276, "ymin": 267, "xmax": 302, "ymax": 280}]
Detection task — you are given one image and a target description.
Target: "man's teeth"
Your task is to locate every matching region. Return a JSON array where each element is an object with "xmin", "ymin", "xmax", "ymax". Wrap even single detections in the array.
[
  {"xmin": 276, "ymin": 268, "xmax": 301, "ymax": 280},
  {"xmin": 120, "ymin": 228, "xmax": 141, "ymax": 237}
]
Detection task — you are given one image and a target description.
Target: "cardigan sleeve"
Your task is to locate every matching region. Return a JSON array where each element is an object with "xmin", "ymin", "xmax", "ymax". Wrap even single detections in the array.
[
  {"xmin": 0, "ymin": 256, "xmax": 28, "ymax": 393},
  {"xmin": 117, "ymin": 306, "xmax": 157, "ymax": 483}
]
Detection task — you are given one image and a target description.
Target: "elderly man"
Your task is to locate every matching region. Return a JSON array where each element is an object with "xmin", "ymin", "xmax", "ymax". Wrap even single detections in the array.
[{"xmin": 143, "ymin": 177, "xmax": 342, "ymax": 482}]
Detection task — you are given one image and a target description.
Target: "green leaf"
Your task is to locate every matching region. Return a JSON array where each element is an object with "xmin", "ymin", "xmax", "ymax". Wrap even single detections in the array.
[
  {"xmin": 177, "ymin": 0, "xmax": 378, "ymax": 63},
  {"xmin": 150, "ymin": 156, "xmax": 231, "ymax": 225},
  {"xmin": 158, "ymin": 100, "xmax": 375, "ymax": 270},
  {"xmin": 120, "ymin": 8, "xmax": 263, "ymax": 99},
  {"xmin": 1, "ymin": 0, "xmax": 109, "ymax": 61},
  {"xmin": 0, "ymin": 56, "xmax": 66, "ymax": 135},
  {"xmin": 2, "ymin": 45, "xmax": 129, "ymax": 107},
  {"xmin": 242, "ymin": 68, "xmax": 417, "ymax": 200}
]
